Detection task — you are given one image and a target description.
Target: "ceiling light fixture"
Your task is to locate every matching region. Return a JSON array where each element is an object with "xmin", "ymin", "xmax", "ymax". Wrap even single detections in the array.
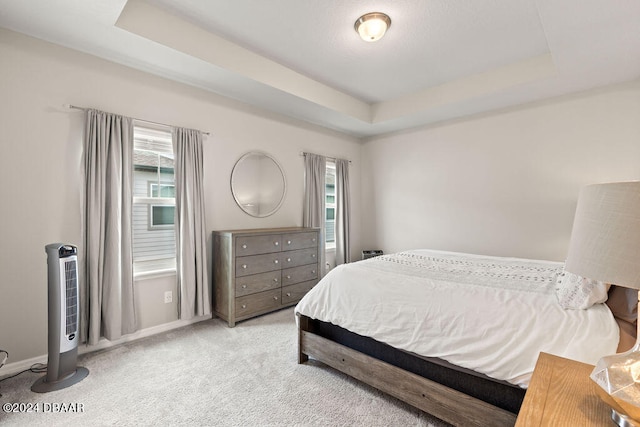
[{"xmin": 354, "ymin": 12, "xmax": 391, "ymax": 42}]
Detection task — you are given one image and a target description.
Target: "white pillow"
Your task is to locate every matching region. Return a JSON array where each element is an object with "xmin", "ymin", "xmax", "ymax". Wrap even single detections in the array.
[{"xmin": 555, "ymin": 266, "xmax": 610, "ymax": 309}]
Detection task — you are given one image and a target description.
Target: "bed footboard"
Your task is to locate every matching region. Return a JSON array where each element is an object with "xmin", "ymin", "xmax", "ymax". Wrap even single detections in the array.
[{"xmin": 298, "ymin": 315, "xmax": 516, "ymax": 427}]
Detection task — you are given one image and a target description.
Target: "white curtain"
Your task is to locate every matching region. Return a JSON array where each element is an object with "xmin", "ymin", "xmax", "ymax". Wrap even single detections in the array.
[
  {"xmin": 173, "ymin": 127, "xmax": 211, "ymax": 319},
  {"xmin": 303, "ymin": 153, "xmax": 326, "ymax": 276},
  {"xmin": 335, "ymin": 159, "xmax": 351, "ymax": 265},
  {"xmin": 83, "ymin": 109, "xmax": 137, "ymax": 345}
]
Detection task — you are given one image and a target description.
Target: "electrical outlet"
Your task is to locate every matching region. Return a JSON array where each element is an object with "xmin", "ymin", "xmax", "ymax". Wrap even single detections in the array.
[{"xmin": 164, "ymin": 291, "xmax": 173, "ymax": 304}]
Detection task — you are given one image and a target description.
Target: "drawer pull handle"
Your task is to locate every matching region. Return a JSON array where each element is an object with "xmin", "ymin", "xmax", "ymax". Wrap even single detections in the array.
[
  {"xmin": 286, "ymin": 292, "xmax": 291, "ymax": 297},
  {"xmin": 311, "ymin": 254, "xmax": 316, "ymax": 258},
  {"xmin": 287, "ymin": 258, "xmax": 291, "ymax": 262},
  {"xmin": 274, "ymin": 278, "xmax": 279, "ymax": 282},
  {"xmin": 242, "ymin": 284, "xmax": 247, "ymax": 289},
  {"xmin": 286, "ymin": 275, "xmax": 291, "ymax": 279},
  {"xmin": 287, "ymin": 240, "xmax": 292, "ymax": 245},
  {"xmin": 312, "ymin": 238, "xmax": 316, "ymax": 242},
  {"xmin": 242, "ymin": 264, "xmax": 247, "ymax": 269},
  {"xmin": 274, "ymin": 241, "xmax": 279, "ymax": 246},
  {"xmin": 312, "ymin": 270, "xmax": 316, "ymax": 274},
  {"xmin": 242, "ymin": 244, "xmax": 247, "ymax": 249},
  {"xmin": 274, "ymin": 260, "xmax": 279, "ymax": 264},
  {"xmin": 241, "ymin": 304, "xmax": 247, "ymax": 309},
  {"xmin": 273, "ymin": 296, "xmax": 279, "ymax": 301}
]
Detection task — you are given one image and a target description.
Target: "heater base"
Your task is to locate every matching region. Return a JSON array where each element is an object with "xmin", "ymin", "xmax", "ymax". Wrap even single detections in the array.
[{"xmin": 31, "ymin": 367, "xmax": 89, "ymax": 393}]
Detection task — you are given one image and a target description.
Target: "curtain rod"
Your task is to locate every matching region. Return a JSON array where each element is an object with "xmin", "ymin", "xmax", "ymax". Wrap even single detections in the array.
[
  {"xmin": 65, "ymin": 104, "xmax": 210, "ymax": 136},
  {"xmin": 300, "ymin": 151, "xmax": 351, "ymax": 163}
]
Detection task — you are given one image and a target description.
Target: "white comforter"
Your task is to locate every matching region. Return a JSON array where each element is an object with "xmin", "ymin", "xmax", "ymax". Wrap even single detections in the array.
[{"xmin": 295, "ymin": 249, "xmax": 619, "ymax": 387}]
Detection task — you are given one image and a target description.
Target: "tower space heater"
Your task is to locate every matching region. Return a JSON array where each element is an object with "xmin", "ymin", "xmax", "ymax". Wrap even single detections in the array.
[{"xmin": 32, "ymin": 244, "xmax": 89, "ymax": 393}]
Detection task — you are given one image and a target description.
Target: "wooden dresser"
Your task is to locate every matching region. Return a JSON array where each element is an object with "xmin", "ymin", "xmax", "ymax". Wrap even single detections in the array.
[{"xmin": 212, "ymin": 227, "xmax": 320, "ymax": 327}]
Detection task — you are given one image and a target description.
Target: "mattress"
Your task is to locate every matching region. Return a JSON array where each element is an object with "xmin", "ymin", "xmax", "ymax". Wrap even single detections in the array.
[{"xmin": 295, "ymin": 249, "xmax": 620, "ymax": 387}]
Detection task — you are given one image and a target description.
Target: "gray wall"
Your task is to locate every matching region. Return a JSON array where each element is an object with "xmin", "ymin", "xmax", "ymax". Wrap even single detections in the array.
[
  {"xmin": 0, "ymin": 28, "xmax": 362, "ymax": 366},
  {"xmin": 361, "ymin": 81, "xmax": 640, "ymax": 261}
]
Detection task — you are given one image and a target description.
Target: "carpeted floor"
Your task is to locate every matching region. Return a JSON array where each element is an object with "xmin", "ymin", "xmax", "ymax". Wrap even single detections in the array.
[{"xmin": 0, "ymin": 308, "xmax": 451, "ymax": 426}]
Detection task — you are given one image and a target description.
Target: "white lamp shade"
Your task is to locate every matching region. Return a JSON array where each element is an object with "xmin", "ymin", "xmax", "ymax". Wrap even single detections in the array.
[
  {"xmin": 355, "ymin": 13, "xmax": 391, "ymax": 42},
  {"xmin": 565, "ymin": 181, "xmax": 640, "ymax": 289}
]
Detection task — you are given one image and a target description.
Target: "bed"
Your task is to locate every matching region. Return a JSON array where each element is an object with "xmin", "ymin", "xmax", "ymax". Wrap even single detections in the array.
[{"xmin": 295, "ymin": 249, "xmax": 637, "ymax": 426}]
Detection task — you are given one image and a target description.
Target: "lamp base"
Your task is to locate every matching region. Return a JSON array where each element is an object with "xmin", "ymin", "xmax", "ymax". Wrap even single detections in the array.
[{"xmin": 613, "ymin": 409, "xmax": 640, "ymax": 427}]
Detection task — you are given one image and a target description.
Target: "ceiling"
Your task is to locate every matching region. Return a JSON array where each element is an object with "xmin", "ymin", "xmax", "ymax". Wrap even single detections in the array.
[{"xmin": 1, "ymin": 0, "xmax": 639, "ymax": 137}]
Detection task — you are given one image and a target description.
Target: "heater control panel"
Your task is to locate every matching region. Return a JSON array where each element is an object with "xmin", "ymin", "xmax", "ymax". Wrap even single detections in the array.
[{"xmin": 58, "ymin": 245, "xmax": 77, "ymax": 258}]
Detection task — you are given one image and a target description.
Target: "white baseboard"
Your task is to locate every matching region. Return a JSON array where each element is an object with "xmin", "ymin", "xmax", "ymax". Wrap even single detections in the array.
[{"xmin": 0, "ymin": 314, "xmax": 212, "ymax": 379}]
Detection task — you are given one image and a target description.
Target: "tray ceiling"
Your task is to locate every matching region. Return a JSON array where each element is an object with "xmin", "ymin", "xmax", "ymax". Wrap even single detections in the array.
[{"xmin": 1, "ymin": 0, "xmax": 638, "ymax": 137}]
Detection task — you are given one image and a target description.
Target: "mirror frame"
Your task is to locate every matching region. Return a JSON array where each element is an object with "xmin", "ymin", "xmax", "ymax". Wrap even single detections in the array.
[{"xmin": 230, "ymin": 151, "xmax": 287, "ymax": 218}]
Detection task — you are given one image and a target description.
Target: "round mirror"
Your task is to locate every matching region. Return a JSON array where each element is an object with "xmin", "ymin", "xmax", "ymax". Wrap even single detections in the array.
[{"xmin": 231, "ymin": 151, "xmax": 286, "ymax": 217}]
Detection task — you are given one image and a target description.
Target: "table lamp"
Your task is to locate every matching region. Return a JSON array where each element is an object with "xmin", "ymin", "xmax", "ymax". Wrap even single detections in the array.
[{"xmin": 565, "ymin": 181, "xmax": 640, "ymax": 426}]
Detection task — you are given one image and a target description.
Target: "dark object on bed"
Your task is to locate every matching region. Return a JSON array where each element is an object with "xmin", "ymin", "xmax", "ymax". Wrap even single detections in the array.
[{"xmin": 298, "ymin": 314, "xmax": 521, "ymax": 426}]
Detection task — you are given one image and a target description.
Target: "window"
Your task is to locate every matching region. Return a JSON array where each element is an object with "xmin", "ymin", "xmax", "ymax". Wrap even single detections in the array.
[
  {"xmin": 325, "ymin": 161, "xmax": 336, "ymax": 249},
  {"xmin": 132, "ymin": 125, "xmax": 176, "ymax": 275},
  {"xmin": 149, "ymin": 182, "xmax": 175, "ymax": 229}
]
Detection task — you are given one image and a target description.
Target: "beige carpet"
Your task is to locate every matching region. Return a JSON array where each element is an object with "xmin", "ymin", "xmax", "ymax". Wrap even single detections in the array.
[{"xmin": 0, "ymin": 307, "xmax": 450, "ymax": 426}]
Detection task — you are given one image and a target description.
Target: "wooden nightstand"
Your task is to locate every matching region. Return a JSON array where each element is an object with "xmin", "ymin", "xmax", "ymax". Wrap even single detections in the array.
[{"xmin": 515, "ymin": 352, "xmax": 613, "ymax": 426}]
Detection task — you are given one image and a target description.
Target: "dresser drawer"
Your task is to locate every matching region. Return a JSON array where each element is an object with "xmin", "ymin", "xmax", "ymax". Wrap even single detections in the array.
[
  {"xmin": 236, "ymin": 289, "xmax": 281, "ymax": 318},
  {"xmin": 236, "ymin": 252, "xmax": 282, "ymax": 277},
  {"xmin": 235, "ymin": 271, "xmax": 281, "ymax": 297},
  {"xmin": 282, "ymin": 264, "xmax": 318, "ymax": 286},
  {"xmin": 282, "ymin": 280, "xmax": 317, "ymax": 305},
  {"xmin": 235, "ymin": 234, "xmax": 282, "ymax": 256},
  {"xmin": 280, "ymin": 247, "xmax": 318, "ymax": 269},
  {"xmin": 281, "ymin": 232, "xmax": 318, "ymax": 251}
]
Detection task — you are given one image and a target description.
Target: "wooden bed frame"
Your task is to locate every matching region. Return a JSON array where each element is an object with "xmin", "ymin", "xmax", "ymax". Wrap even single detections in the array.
[{"xmin": 298, "ymin": 314, "xmax": 523, "ymax": 427}]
